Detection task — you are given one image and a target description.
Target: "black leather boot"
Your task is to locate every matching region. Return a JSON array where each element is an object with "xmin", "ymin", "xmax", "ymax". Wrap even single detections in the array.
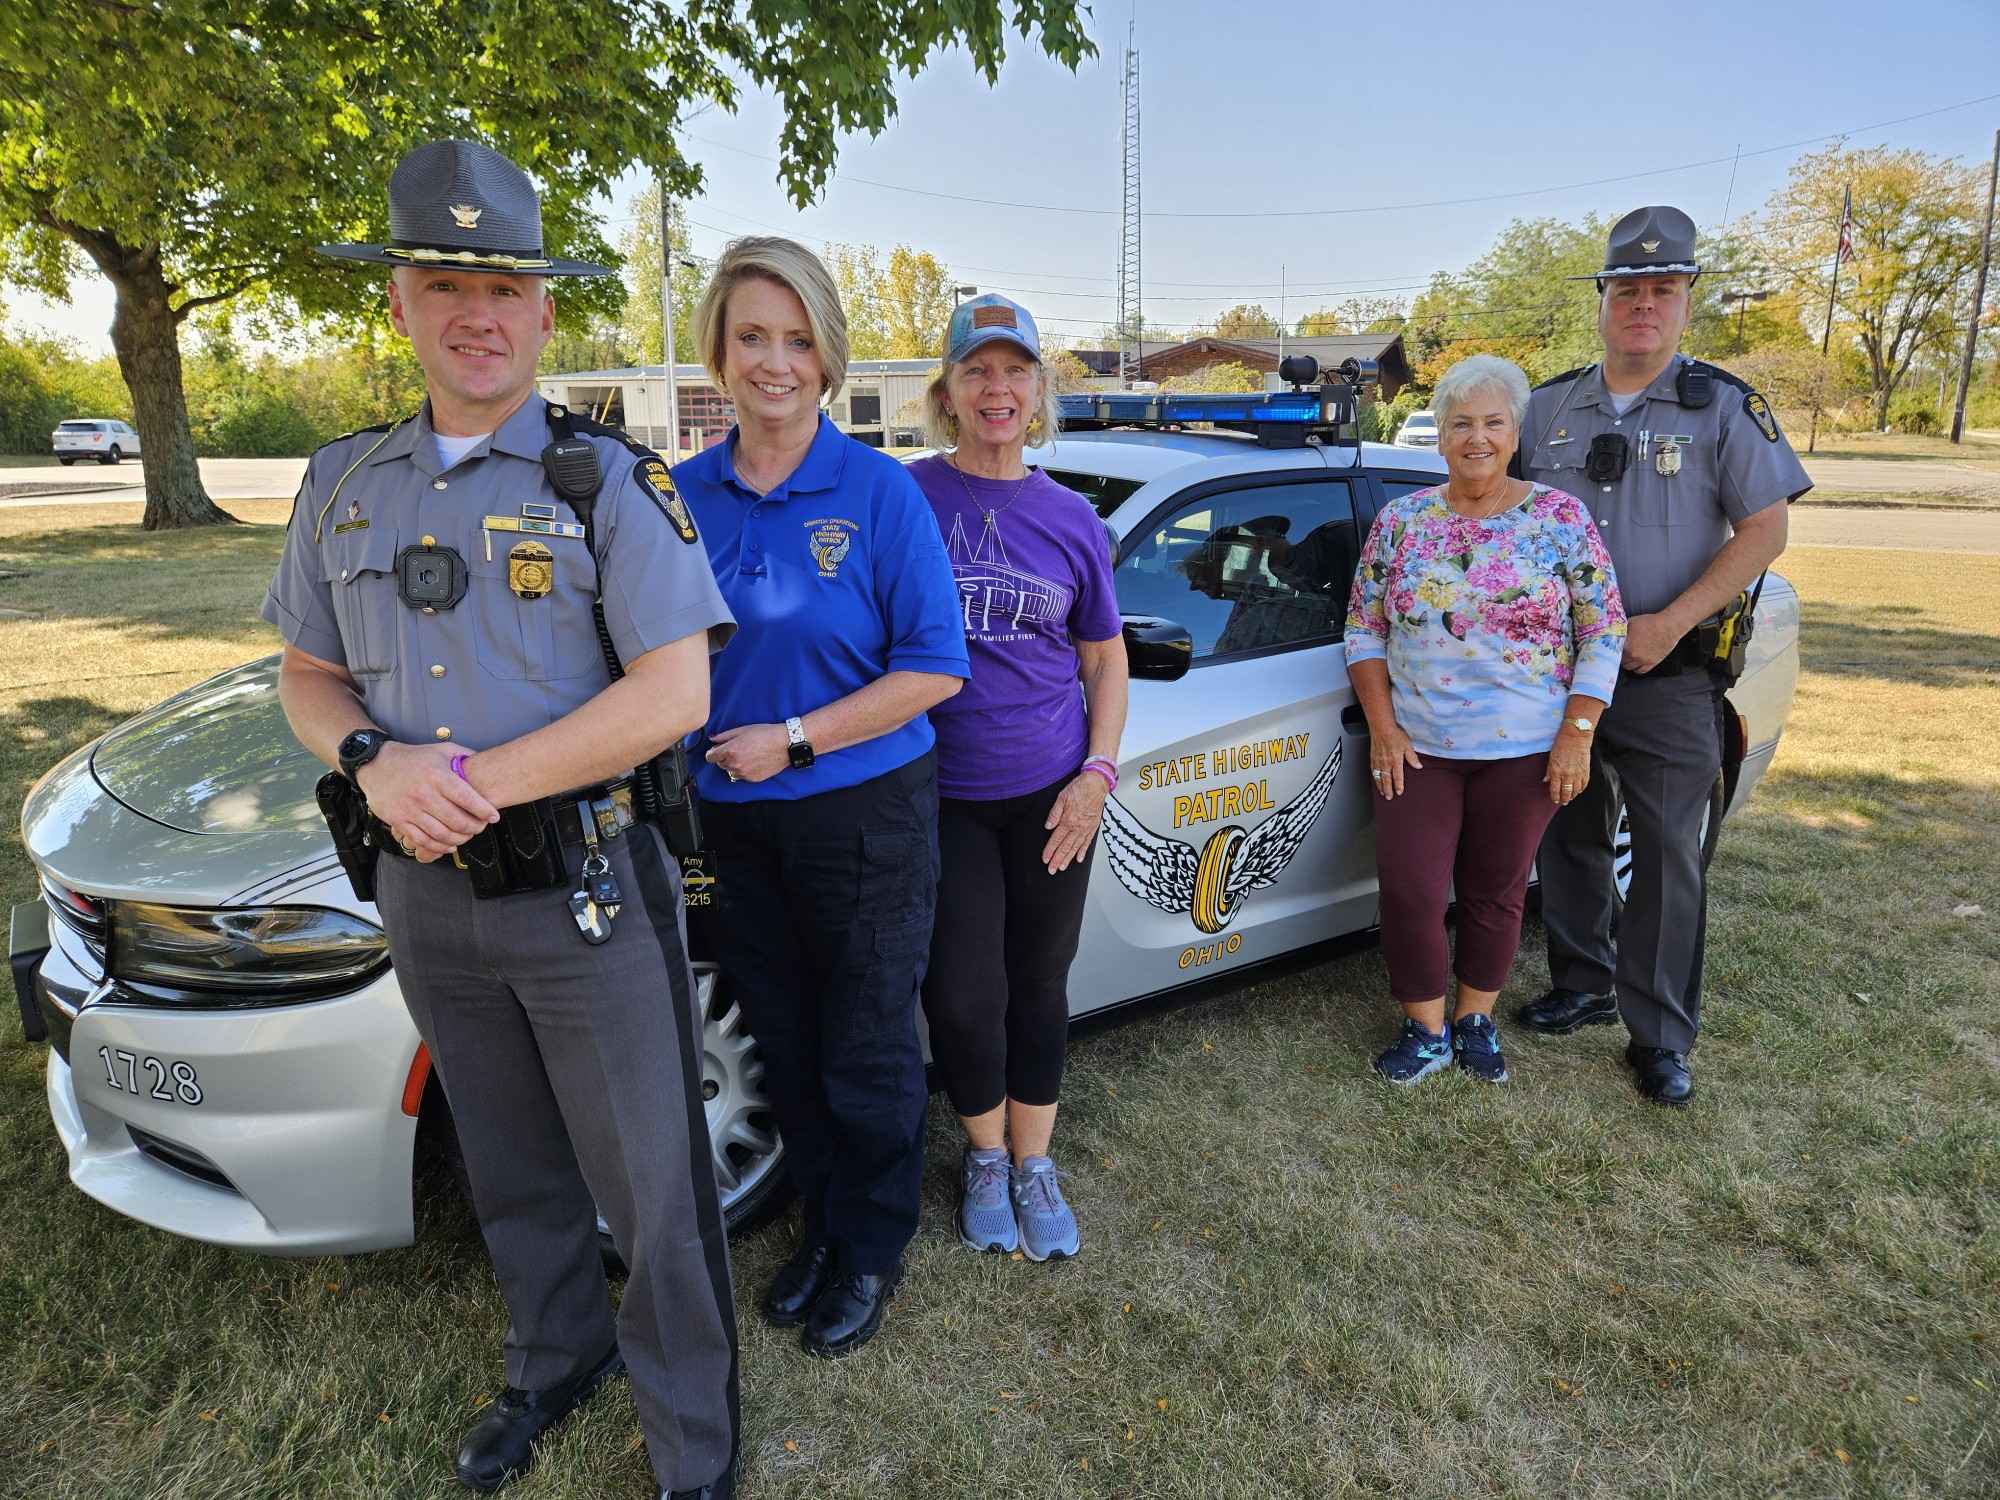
[
  {"xmin": 454, "ymin": 1344, "xmax": 624, "ymax": 1493},
  {"xmin": 1625, "ymin": 1044, "xmax": 1694, "ymax": 1106},
  {"xmin": 801, "ymin": 1263, "xmax": 901, "ymax": 1358}
]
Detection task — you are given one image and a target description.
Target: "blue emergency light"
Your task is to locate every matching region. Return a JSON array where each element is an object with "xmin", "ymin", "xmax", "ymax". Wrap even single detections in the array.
[{"xmin": 1056, "ymin": 355, "xmax": 1372, "ymax": 449}]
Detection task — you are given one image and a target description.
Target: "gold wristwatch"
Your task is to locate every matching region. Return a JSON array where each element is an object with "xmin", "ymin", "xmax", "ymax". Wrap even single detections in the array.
[{"xmin": 1567, "ymin": 716, "xmax": 1596, "ymax": 734}]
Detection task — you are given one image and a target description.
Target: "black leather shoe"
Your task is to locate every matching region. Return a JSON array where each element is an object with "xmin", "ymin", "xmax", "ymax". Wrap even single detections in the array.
[
  {"xmin": 1515, "ymin": 987, "xmax": 1618, "ymax": 1035},
  {"xmin": 801, "ymin": 1263, "xmax": 901, "ymax": 1358},
  {"xmin": 1625, "ymin": 1044, "xmax": 1694, "ymax": 1107},
  {"xmin": 763, "ymin": 1239, "xmax": 834, "ymax": 1328},
  {"xmin": 454, "ymin": 1345, "xmax": 624, "ymax": 1493}
]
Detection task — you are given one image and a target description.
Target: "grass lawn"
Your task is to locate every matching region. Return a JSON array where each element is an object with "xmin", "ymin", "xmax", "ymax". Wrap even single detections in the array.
[
  {"xmin": 1800, "ymin": 429, "xmax": 2000, "ymax": 466},
  {"xmin": 1, "ymin": 505, "xmax": 1995, "ymax": 1499}
]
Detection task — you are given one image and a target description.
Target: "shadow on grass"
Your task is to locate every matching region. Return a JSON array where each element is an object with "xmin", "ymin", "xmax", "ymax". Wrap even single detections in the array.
[{"xmin": 1799, "ymin": 597, "xmax": 2000, "ymax": 689}]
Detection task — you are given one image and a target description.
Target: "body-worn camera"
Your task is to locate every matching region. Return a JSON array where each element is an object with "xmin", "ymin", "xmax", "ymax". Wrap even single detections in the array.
[
  {"xmin": 1583, "ymin": 432, "xmax": 1630, "ymax": 485},
  {"xmin": 397, "ymin": 542, "xmax": 469, "ymax": 610}
]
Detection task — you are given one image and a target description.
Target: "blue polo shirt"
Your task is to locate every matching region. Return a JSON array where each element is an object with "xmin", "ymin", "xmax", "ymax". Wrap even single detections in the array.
[{"xmin": 676, "ymin": 415, "xmax": 969, "ymax": 802}]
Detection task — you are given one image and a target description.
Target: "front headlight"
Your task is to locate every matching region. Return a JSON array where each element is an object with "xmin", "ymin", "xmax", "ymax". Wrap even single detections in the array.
[{"xmin": 107, "ymin": 902, "xmax": 390, "ymax": 1003}]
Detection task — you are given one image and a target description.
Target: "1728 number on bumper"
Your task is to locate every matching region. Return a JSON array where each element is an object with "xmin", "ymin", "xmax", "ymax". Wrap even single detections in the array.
[{"xmin": 97, "ymin": 1047, "xmax": 204, "ymax": 1106}]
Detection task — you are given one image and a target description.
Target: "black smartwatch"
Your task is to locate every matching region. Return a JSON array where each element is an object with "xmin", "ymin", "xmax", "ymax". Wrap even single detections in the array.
[
  {"xmin": 784, "ymin": 715, "xmax": 815, "ymax": 770},
  {"xmin": 337, "ymin": 728, "xmax": 391, "ymax": 787}
]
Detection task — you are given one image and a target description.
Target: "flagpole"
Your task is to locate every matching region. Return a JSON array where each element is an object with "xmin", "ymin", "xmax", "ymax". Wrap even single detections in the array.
[{"xmin": 1808, "ymin": 185, "xmax": 1852, "ymax": 454}]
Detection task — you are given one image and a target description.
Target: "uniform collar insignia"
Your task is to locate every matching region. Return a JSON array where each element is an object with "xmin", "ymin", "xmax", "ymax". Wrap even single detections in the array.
[{"xmin": 347, "ymin": 498, "xmax": 360, "ymax": 522}]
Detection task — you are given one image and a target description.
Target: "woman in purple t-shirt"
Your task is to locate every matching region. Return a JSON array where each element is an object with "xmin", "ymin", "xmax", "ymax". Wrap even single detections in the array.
[{"xmin": 909, "ymin": 294, "xmax": 1128, "ymax": 1262}]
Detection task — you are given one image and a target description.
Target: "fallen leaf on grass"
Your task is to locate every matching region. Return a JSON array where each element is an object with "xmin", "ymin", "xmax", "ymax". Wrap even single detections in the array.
[
  {"xmin": 1079, "ymin": 1458, "xmax": 1090, "ymax": 1471},
  {"xmin": 1904, "ymin": 1394, "xmax": 1921, "ymax": 1404},
  {"xmin": 377, "ymin": 1412, "xmax": 391, "ymax": 1424},
  {"xmin": 197, "ymin": 1410, "xmax": 219, "ymax": 1422},
  {"xmin": 472, "ymin": 1394, "xmax": 491, "ymax": 1409},
  {"xmin": 1123, "ymin": 1302, "xmax": 1133, "ymax": 1314},
  {"xmin": 1834, "ymin": 1448, "xmax": 1851, "ymax": 1465},
  {"xmin": 783, "ymin": 1440, "xmax": 798, "ymax": 1453},
  {"xmin": 1201, "ymin": 1041, "xmax": 1213, "ymax": 1053},
  {"xmin": 1106, "ymin": 1086, "xmax": 1117, "ymax": 1097},
  {"xmin": 325, "ymin": 1282, "xmax": 339, "ymax": 1293},
  {"xmin": 1156, "ymin": 1399, "xmax": 1168, "ymax": 1411},
  {"xmin": 999, "ymin": 1390, "xmax": 1019, "ymax": 1400},
  {"xmin": 1125, "ymin": 1426, "xmax": 1135, "ymax": 1442}
]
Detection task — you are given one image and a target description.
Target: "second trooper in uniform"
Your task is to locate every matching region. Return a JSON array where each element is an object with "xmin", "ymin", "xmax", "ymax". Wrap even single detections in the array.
[
  {"xmin": 263, "ymin": 141, "xmax": 740, "ymax": 1499},
  {"xmin": 1511, "ymin": 206, "xmax": 1810, "ymax": 1105}
]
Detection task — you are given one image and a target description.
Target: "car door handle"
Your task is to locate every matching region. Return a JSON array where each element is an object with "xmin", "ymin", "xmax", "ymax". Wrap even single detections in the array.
[{"xmin": 1341, "ymin": 705, "xmax": 1369, "ymax": 733}]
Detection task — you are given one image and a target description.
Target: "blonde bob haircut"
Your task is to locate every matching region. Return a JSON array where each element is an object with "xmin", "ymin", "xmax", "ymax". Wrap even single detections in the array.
[
  {"xmin": 922, "ymin": 340, "xmax": 1062, "ymax": 453},
  {"xmin": 691, "ymin": 236, "xmax": 850, "ymax": 406}
]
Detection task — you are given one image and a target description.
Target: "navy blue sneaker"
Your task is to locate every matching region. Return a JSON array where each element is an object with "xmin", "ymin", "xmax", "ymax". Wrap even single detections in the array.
[
  {"xmin": 1452, "ymin": 1012, "xmax": 1510, "ymax": 1084},
  {"xmin": 1373, "ymin": 1018, "xmax": 1453, "ymax": 1086}
]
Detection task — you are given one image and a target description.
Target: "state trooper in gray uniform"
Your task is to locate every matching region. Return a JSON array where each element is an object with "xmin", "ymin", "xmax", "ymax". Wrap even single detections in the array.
[
  {"xmin": 261, "ymin": 140, "xmax": 740, "ymax": 1500},
  {"xmin": 1511, "ymin": 206, "xmax": 1809, "ymax": 1106}
]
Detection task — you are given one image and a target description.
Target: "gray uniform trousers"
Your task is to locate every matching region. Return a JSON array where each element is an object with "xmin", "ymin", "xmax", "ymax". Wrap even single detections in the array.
[
  {"xmin": 374, "ymin": 820, "xmax": 738, "ymax": 1491},
  {"xmin": 1538, "ymin": 667, "xmax": 1725, "ymax": 1053}
]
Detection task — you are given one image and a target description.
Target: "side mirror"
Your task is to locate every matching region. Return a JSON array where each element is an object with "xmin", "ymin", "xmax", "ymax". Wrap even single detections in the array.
[{"xmin": 1122, "ymin": 615, "xmax": 1193, "ymax": 682}]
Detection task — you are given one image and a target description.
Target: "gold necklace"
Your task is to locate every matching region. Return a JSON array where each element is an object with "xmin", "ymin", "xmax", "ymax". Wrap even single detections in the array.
[{"xmin": 949, "ymin": 453, "xmax": 1032, "ymax": 525}]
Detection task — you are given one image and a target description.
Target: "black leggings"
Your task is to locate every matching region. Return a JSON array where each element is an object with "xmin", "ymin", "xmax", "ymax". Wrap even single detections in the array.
[{"xmin": 921, "ymin": 772, "xmax": 1094, "ymax": 1115}]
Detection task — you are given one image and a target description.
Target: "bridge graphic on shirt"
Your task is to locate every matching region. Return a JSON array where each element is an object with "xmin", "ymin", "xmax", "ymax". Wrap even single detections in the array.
[{"xmin": 945, "ymin": 510, "xmax": 1074, "ymax": 638}]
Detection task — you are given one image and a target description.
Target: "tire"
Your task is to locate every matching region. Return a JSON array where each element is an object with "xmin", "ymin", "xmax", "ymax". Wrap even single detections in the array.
[
  {"xmin": 58, "ymin": 456, "xmax": 75, "ymax": 466},
  {"xmin": 100, "ymin": 446, "xmax": 122, "ymax": 465},
  {"xmin": 598, "ymin": 961, "xmax": 790, "ymax": 1272},
  {"xmin": 1611, "ymin": 772, "xmax": 1725, "ymax": 910}
]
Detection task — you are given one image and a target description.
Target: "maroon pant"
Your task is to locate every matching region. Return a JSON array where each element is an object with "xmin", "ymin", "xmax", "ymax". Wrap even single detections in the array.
[{"xmin": 1374, "ymin": 752, "xmax": 1558, "ymax": 1005}]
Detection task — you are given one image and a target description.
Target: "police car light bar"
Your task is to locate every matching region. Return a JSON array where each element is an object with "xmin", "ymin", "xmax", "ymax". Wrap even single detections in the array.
[{"xmin": 1057, "ymin": 384, "xmax": 1358, "ymax": 450}]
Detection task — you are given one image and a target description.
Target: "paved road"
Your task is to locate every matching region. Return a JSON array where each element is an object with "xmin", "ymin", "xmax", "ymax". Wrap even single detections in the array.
[
  {"xmin": 1788, "ymin": 505, "xmax": 2000, "ymax": 555},
  {"xmin": 1799, "ymin": 454, "xmax": 2000, "ymax": 503},
  {"xmin": 0, "ymin": 457, "xmax": 305, "ymax": 507}
]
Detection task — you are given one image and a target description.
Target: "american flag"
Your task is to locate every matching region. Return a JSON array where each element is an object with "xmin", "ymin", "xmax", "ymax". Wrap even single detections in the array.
[{"xmin": 1837, "ymin": 186, "xmax": 1855, "ymax": 261}]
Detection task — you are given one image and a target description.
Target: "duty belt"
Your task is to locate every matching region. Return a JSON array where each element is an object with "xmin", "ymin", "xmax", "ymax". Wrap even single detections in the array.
[{"xmin": 374, "ymin": 777, "xmax": 638, "ymax": 863}]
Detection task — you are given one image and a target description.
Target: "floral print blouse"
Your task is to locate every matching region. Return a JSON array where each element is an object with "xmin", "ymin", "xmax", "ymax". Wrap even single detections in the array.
[{"xmin": 1344, "ymin": 484, "xmax": 1627, "ymax": 759}]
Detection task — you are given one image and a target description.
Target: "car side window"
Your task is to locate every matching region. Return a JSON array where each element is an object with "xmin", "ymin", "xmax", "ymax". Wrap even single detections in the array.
[{"xmin": 1114, "ymin": 479, "xmax": 1358, "ymax": 662}]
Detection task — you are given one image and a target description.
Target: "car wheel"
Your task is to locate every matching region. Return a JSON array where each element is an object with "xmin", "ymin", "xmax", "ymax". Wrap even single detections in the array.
[
  {"xmin": 1611, "ymin": 773, "xmax": 1724, "ymax": 909},
  {"xmin": 599, "ymin": 961, "xmax": 789, "ymax": 1271},
  {"xmin": 58, "ymin": 457, "xmax": 75, "ymax": 466},
  {"xmin": 101, "ymin": 446, "xmax": 122, "ymax": 465}
]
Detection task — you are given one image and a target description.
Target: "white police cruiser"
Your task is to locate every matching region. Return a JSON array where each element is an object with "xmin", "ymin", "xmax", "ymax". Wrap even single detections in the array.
[{"xmin": 10, "ymin": 362, "xmax": 1800, "ymax": 1255}]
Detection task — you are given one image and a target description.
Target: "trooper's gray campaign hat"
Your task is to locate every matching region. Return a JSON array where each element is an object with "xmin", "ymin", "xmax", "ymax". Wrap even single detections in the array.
[
  {"xmin": 1573, "ymin": 205, "xmax": 1702, "ymax": 284},
  {"xmin": 316, "ymin": 139, "xmax": 611, "ymax": 277}
]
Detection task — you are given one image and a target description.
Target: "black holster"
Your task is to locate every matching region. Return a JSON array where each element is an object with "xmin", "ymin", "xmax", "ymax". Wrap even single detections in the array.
[
  {"xmin": 640, "ymin": 742, "xmax": 703, "ymax": 858},
  {"xmin": 315, "ymin": 771, "xmax": 380, "ymax": 903}
]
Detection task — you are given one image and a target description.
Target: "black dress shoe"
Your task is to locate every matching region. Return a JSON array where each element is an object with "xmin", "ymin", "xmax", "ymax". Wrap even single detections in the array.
[
  {"xmin": 660, "ymin": 1465, "xmax": 735, "ymax": 1500},
  {"xmin": 1515, "ymin": 987, "xmax": 1618, "ymax": 1035},
  {"xmin": 763, "ymin": 1239, "xmax": 834, "ymax": 1328},
  {"xmin": 454, "ymin": 1345, "xmax": 624, "ymax": 1493},
  {"xmin": 1625, "ymin": 1043, "xmax": 1694, "ymax": 1106},
  {"xmin": 801, "ymin": 1264, "xmax": 901, "ymax": 1358}
]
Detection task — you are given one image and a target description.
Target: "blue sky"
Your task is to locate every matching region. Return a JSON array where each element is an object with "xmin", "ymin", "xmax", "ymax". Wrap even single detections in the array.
[{"xmin": 15, "ymin": 0, "xmax": 1999, "ymax": 354}]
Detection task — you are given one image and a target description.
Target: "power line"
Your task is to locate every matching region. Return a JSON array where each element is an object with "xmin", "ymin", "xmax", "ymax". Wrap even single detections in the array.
[{"xmin": 683, "ymin": 89, "xmax": 2000, "ymax": 223}]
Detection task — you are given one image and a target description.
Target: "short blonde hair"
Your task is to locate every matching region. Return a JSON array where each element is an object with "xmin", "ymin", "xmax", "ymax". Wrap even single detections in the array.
[
  {"xmin": 691, "ymin": 236, "xmax": 850, "ymax": 405},
  {"xmin": 922, "ymin": 345, "xmax": 1062, "ymax": 452}
]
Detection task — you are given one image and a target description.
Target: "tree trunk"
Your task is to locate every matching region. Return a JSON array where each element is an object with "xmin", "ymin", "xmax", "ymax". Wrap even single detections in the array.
[{"xmin": 104, "ymin": 251, "xmax": 237, "ymax": 530}]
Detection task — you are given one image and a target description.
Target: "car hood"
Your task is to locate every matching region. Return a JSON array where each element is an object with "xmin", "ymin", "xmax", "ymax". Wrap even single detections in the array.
[{"xmin": 22, "ymin": 656, "xmax": 333, "ymax": 905}]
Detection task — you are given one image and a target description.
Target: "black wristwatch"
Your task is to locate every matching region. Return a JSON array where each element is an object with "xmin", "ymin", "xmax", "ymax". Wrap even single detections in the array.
[
  {"xmin": 337, "ymin": 728, "xmax": 391, "ymax": 787},
  {"xmin": 784, "ymin": 715, "xmax": 815, "ymax": 770}
]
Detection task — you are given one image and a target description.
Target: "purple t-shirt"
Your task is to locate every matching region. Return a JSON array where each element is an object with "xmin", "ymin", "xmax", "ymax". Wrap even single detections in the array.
[{"xmin": 909, "ymin": 456, "xmax": 1124, "ymax": 800}]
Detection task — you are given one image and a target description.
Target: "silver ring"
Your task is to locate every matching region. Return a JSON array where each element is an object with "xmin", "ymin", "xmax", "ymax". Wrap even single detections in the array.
[
  {"xmin": 726, "ymin": 771, "xmax": 740, "ymax": 783},
  {"xmin": 1371, "ymin": 769, "xmax": 1385, "ymax": 780}
]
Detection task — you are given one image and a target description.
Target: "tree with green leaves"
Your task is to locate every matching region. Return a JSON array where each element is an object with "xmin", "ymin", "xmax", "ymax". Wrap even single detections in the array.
[
  {"xmin": 880, "ymin": 247, "xmax": 957, "ymax": 358},
  {"xmin": 616, "ymin": 184, "xmax": 708, "ymax": 368},
  {"xmin": 1211, "ymin": 304, "xmax": 1279, "ymax": 341},
  {"xmin": 0, "ymin": 0, "xmax": 1093, "ymax": 527}
]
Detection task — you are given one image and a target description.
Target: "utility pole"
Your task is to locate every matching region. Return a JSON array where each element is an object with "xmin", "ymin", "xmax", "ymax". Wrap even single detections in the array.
[
  {"xmin": 1950, "ymin": 128, "xmax": 1999, "ymax": 445},
  {"xmin": 1808, "ymin": 185, "xmax": 1853, "ymax": 454},
  {"xmin": 659, "ymin": 183, "xmax": 681, "ymax": 459}
]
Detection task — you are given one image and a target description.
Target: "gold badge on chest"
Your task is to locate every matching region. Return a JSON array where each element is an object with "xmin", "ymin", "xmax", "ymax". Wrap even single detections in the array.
[
  {"xmin": 508, "ymin": 539, "xmax": 555, "ymax": 600},
  {"xmin": 1655, "ymin": 440, "xmax": 1682, "ymax": 477}
]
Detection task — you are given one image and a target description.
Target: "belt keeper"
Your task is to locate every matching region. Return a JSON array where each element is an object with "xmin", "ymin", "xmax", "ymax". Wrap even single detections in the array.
[{"xmin": 590, "ymin": 794, "xmax": 622, "ymax": 841}]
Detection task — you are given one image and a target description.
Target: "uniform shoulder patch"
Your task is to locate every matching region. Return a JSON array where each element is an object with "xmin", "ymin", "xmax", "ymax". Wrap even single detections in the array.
[
  {"xmin": 1743, "ymin": 390, "xmax": 1781, "ymax": 443},
  {"xmin": 635, "ymin": 457, "xmax": 700, "ymax": 544},
  {"xmin": 1532, "ymin": 365, "xmax": 1591, "ymax": 392}
]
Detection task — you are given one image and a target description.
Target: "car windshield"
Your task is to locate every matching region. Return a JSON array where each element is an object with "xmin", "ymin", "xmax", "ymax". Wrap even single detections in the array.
[
  {"xmin": 1042, "ymin": 469, "xmax": 1143, "ymax": 519},
  {"xmin": 1404, "ymin": 415, "xmax": 1434, "ymax": 429}
]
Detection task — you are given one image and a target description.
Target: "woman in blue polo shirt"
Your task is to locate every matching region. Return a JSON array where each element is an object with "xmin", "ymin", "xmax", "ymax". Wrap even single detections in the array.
[{"xmin": 674, "ymin": 237, "xmax": 969, "ymax": 1361}]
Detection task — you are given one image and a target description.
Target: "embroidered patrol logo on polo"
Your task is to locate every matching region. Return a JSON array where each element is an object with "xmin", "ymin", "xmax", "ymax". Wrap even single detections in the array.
[
  {"xmin": 806, "ymin": 517, "xmax": 858, "ymax": 579},
  {"xmin": 1743, "ymin": 391, "xmax": 1781, "ymax": 443},
  {"xmin": 1100, "ymin": 744, "xmax": 1340, "ymax": 935},
  {"xmin": 637, "ymin": 458, "xmax": 699, "ymax": 544},
  {"xmin": 449, "ymin": 204, "xmax": 484, "ymax": 229}
]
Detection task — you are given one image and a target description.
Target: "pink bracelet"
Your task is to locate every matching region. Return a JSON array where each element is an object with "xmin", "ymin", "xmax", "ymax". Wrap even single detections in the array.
[
  {"xmin": 450, "ymin": 753, "xmax": 469, "ymax": 781},
  {"xmin": 1081, "ymin": 759, "xmax": 1117, "ymax": 793}
]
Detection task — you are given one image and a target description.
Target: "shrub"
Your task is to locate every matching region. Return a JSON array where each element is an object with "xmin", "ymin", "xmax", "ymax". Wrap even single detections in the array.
[{"xmin": 1888, "ymin": 391, "xmax": 1940, "ymax": 436}]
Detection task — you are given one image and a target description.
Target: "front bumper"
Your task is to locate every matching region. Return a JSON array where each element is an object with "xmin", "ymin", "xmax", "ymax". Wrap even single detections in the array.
[{"xmin": 37, "ymin": 920, "xmax": 424, "ymax": 1257}]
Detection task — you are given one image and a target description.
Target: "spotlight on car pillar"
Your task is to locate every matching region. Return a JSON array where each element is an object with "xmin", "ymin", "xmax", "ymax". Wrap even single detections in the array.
[
  {"xmin": 1336, "ymin": 357, "xmax": 1380, "ymax": 388},
  {"xmin": 1278, "ymin": 355, "xmax": 1319, "ymax": 389}
]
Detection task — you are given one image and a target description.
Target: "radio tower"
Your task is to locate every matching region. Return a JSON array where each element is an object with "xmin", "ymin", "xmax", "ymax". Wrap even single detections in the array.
[{"xmin": 1116, "ymin": 22, "xmax": 1142, "ymax": 386}]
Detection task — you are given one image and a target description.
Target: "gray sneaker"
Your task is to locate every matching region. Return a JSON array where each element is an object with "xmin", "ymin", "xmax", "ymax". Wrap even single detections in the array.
[
  {"xmin": 958, "ymin": 1146, "xmax": 1018, "ymax": 1253},
  {"xmin": 1010, "ymin": 1156, "xmax": 1079, "ymax": 1262}
]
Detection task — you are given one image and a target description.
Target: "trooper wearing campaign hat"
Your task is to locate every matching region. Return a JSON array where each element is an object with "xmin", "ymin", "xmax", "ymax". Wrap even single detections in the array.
[
  {"xmin": 1509, "ymin": 206, "xmax": 1810, "ymax": 1105},
  {"xmin": 266, "ymin": 139, "xmax": 741, "ymax": 1499}
]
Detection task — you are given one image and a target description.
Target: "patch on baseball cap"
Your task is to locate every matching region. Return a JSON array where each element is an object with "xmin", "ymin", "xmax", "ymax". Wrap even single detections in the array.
[{"xmin": 972, "ymin": 304, "xmax": 1018, "ymax": 329}]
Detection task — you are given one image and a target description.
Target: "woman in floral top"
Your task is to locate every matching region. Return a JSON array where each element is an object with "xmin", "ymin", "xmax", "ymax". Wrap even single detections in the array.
[{"xmin": 1346, "ymin": 355, "xmax": 1626, "ymax": 1087}]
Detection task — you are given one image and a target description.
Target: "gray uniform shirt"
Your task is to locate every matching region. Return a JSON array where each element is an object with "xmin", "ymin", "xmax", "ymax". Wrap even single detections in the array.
[
  {"xmin": 1516, "ymin": 355, "xmax": 1811, "ymax": 617},
  {"xmin": 262, "ymin": 394, "xmax": 735, "ymax": 754}
]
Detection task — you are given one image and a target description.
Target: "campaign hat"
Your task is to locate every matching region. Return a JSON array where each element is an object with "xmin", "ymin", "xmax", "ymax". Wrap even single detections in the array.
[
  {"xmin": 316, "ymin": 139, "xmax": 612, "ymax": 277},
  {"xmin": 1573, "ymin": 205, "xmax": 1702, "ymax": 282}
]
